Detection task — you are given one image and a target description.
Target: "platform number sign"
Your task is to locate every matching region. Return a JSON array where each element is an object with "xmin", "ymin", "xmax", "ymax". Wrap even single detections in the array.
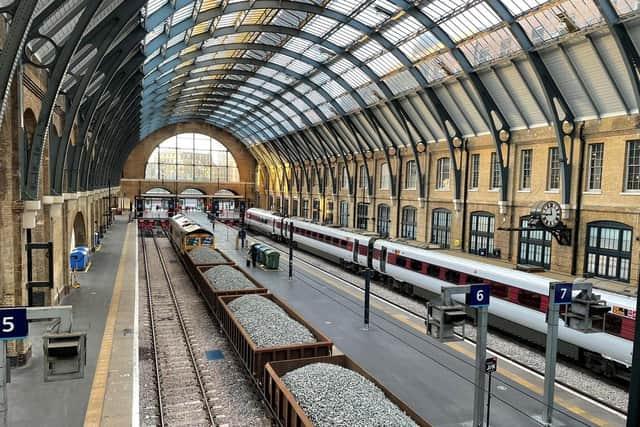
[
  {"xmin": 554, "ymin": 283, "xmax": 573, "ymax": 305},
  {"xmin": 0, "ymin": 308, "xmax": 28, "ymax": 341},
  {"xmin": 468, "ymin": 284, "xmax": 491, "ymax": 307}
]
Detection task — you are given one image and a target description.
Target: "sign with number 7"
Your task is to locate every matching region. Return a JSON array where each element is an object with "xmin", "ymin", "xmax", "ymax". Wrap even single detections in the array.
[{"xmin": 554, "ymin": 283, "xmax": 573, "ymax": 305}]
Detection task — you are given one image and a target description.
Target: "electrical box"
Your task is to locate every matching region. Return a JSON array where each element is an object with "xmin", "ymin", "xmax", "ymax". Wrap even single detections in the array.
[
  {"xmin": 426, "ymin": 301, "xmax": 466, "ymax": 341},
  {"xmin": 566, "ymin": 290, "xmax": 610, "ymax": 332},
  {"xmin": 43, "ymin": 332, "xmax": 87, "ymax": 382}
]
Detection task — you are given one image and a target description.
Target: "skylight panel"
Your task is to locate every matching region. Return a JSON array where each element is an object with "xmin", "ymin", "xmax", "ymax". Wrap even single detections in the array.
[
  {"xmin": 326, "ymin": 0, "xmax": 363, "ymax": 16},
  {"xmin": 383, "ymin": 70, "xmax": 419, "ymax": 95},
  {"xmin": 335, "ymin": 94, "xmax": 359, "ymax": 112},
  {"xmin": 288, "ymin": 59, "xmax": 315, "ymax": 75},
  {"xmin": 329, "ymin": 58, "xmax": 357, "ymax": 75},
  {"xmin": 304, "ymin": 15, "xmax": 337, "ymax": 38},
  {"xmin": 398, "ymin": 31, "xmax": 444, "ymax": 62},
  {"xmin": 501, "ymin": 0, "xmax": 549, "ymax": 16},
  {"xmin": 327, "ymin": 25, "xmax": 363, "ymax": 48},
  {"xmin": 342, "ymin": 67, "xmax": 371, "ymax": 88},
  {"xmin": 146, "ymin": 0, "xmax": 168, "ymax": 16},
  {"xmin": 171, "ymin": 2, "xmax": 195, "ymax": 25},
  {"xmin": 351, "ymin": 39, "xmax": 384, "ymax": 62},
  {"xmin": 422, "ymin": 0, "xmax": 476, "ymax": 22},
  {"xmin": 322, "ymin": 80, "xmax": 347, "ymax": 97},
  {"xmin": 440, "ymin": 3, "xmax": 502, "ymax": 43},
  {"xmin": 353, "ymin": 1, "xmax": 399, "ymax": 27},
  {"xmin": 381, "ymin": 15, "xmax": 422, "ymax": 44},
  {"xmin": 367, "ymin": 51, "xmax": 403, "ymax": 77},
  {"xmin": 310, "ymin": 72, "xmax": 331, "ymax": 86},
  {"xmin": 284, "ymin": 37, "xmax": 314, "ymax": 53}
]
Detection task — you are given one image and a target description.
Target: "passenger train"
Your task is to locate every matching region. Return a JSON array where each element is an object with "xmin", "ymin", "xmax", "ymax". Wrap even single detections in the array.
[
  {"xmin": 168, "ymin": 213, "xmax": 215, "ymax": 253},
  {"xmin": 245, "ymin": 208, "xmax": 635, "ymax": 379}
]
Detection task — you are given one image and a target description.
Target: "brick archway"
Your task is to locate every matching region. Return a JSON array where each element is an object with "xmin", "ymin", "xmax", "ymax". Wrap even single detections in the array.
[{"xmin": 123, "ymin": 122, "xmax": 255, "ymax": 182}]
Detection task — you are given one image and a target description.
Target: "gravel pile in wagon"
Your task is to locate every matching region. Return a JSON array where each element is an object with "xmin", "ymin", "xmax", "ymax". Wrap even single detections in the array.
[
  {"xmin": 204, "ymin": 265, "xmax": 257, "ymax": 291},
  {"xmin": 227, "ymin": 295, "xmax": 316, "ymax": 347},
  {"xmin": 282, "ymin": 363, "xmax": 418, "ymax": 427},
  {"xmin": 189, "ymin": 247, "xmax": 226, "ymax": 264}
]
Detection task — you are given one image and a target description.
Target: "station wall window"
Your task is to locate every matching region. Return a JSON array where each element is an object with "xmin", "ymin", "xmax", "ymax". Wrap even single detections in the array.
[
  {"xmin": 302, "ymin": 199, "xmax": 310, "ymax": 218},
  {"xmin": 520, "ymin": 149, "xmax": 532, "ymax": 190},
  {"xmin": 625, "ymin": 140, "xmax": 640, "ymax": 191},
  {"xmin": 431, "ymin": 208, "xmax": 451, "ymax": 248},
  {"xmin": 380, "ymin": 163, "xmax": 390, "ymax": 190},
  {"xmin": 401, "ymin": 206, "xmax": 417, "ymax": 240},
  {"xmin": 312, "ymin": 199, "xmax": 320, "ymax": 222},
  {"xmin": 470, "ymin": 154, "xmax": 480, "ymax": 190},
  {"xmin": 341, "ymin": 166, "xmax": 349, "ymax": 189},
  {"xmin": 547, "ymin": 147, "xmax": 560, "ymax": 190},
  {"xmin": 310, "ymin": 172, "xmax": 316, "ymax": 189},
  {"xmin": 436, "ymin": 157, "xmax": 450, "ymax": 190},
  {"xmin": 405, "ymin": 160, "xmax": 417, "ymax": 189},
  {"xmin": 587, "ymin": 143, "xmax": 603, "ymax": 191},
  {"xmin": 377, "ymin": 204, "xmax": 391, "ymax": 237},
  {"xmin": 469, "ymin": 212, "xmax": 495, "ymax": 255},
  {"xmin": 359, "ymin": 165, "xmax": 368, "ymax": 190},
  {"xmin": 339, "ymin": 201, "xmax": 349, "ymax": 227},
  {"xmin": 145, "ymin": 133, "xmax": 240, "ymax": 182},
  {"xmin": 490, "ymin": 152, "xmax": 502, "ymax": 189},
  {"xmin": 357, "ymin": 203, "xmax": 369, "ymax": 230},
  {"xmin": 518, "ymin": 217, "xmax": 551, "ymax": 269},
  {"xmin": 292, "ymin": 199, "xmax": 299, "ymax": 217},
  {"xmin": 283, "ymin": 198, "xmax": 289, "ymax": 216},
  {"xmin": 585, "ymin": 221, "xmax": 632, "ymax": 282},
  {"xmin": 325, "ymin": 201, "xmax": 334, "ymax": 224}
]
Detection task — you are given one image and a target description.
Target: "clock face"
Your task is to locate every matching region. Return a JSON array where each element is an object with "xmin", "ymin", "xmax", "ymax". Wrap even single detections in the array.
[{"xmin": 540, "ymin": 201, "xmax": 561, "ymax": 228}]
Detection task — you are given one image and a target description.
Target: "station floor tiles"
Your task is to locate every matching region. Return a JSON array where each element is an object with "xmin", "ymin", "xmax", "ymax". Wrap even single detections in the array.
[
  {"xmin": 189, "ymin": 213, "xmax": 625, "ymax": 427},
  {"xmin": 8, "ymin": 216, "xmax": 137, "ymax": 427}
]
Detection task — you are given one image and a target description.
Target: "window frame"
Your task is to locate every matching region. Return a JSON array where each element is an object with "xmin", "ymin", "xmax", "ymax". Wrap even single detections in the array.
[
  {"xmin": 490, "ymin": 152, "xmax": 502, "ymax": 189},
  {"xmin": 586, "ymin": 143, "xmax": 603, "ymax": 192},
  {"xmin": 585, "ymin": 221, "xmax": 633, "ymax": 282},
  {"xmin": 431, "ymin": 208, "xmax": 451, "ymax": 248},
  {"xmin": 380, "ymin": 163, "xmax": 390, "ymax": 190},
  {"xmin": 436, "ymin": 157, "xmax": 450, "ymax": 190},
  {"xmin": 520, "ymin": 149, "xmax": 532, "ymax": 190},
  {"xmin": 547, "ymin": 147, "xmax": 560, "ymax": 190},
  {"xmin": 405, "ymin": 160, "xmax": 417, "ymax": 189},
  {"xmin": 357, "ymin": 202, "xmax": 369, "ymax": 230},
  {"xmin": 518, "ymin": 216, "xmax": 552, "ymax": 269},
  {"xmin": 624, "ymin": 140, "xmax": 640, "ymax": 192},
  {"xmin": 469, "ymin": 211, "xmax": 496, "ymax": 256},
  {"xmin": 376, "ymin": 204, "xmax": 391, "ymax": 237},
  {"xmin": 401, "ymin": 206, "xmax": 417, "ymax": 240},
  {"xmin": 470, "ymin": 153, "xmax": 480, "ymax": 190}
]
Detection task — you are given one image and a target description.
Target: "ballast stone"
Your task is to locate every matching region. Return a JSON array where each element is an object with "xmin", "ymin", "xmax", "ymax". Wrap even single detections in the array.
[
  {"xmin": 189, "ymin": 247, "xmax": 226, "ymax": 264},
  {"xmin": 205, "ymin": 265, "xmax": 256, "ymax": 291},
  {"xmin": 227, "ymin": 295, "xmax": 316, "ymax": 347},
  {"xmin": 282, "ymin": 363, "xmax": 418, "ymax": 427}
]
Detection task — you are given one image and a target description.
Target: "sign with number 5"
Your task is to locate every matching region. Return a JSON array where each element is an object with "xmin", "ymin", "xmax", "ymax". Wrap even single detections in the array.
[{"xmin": 0, "ymin": 308, "xmax": 28, "ymax": 340}]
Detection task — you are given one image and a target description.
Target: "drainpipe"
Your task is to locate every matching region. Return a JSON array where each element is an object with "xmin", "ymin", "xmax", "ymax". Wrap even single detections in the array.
[
  {"xmin": 571, "ymin": 122, "xmax": 586, "ymax": 276},
  {"xmin": 461, "ymin": 141, "xmax": 470, "ymax": 251}
]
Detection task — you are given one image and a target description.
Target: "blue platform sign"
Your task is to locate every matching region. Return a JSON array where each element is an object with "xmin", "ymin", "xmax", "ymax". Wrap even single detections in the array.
[
  {"xmin": 554, "ymin": 283, "xmax": 573, "ymax": 305},
  {"xmin": 468, "ymin": 284, "xmax": 491, "ymax": 307},
  {"xmin": 0, "ymin": 308, "xmax": 28, "ymax": 341}
]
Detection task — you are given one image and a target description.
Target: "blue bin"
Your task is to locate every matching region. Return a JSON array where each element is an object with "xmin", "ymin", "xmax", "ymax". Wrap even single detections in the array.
[{"xmin": 70, "ymin": 247, "xmax": 90, "ymax": 271}]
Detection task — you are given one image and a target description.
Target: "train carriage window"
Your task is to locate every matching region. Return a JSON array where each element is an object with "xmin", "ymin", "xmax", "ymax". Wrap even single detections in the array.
[
  {"xmin": 585, "ymin": 221, "xmax": 632, "ymax": 282},
  {"xmin": 359, "ymin": 245, "xmax": 368, "ymax": 256},
  {"xmin": 427, "ymin": 264, "xmax": 440, "ymax": 278},
  {"xmin": 490, "ymin": 283, "xmax": 509, "ymax": 299},
  {"xmin": 410, "ymin": 259, "xmax": 423, "ymax": 272},
  {"xmin": 517, "ymin": 289, "xmax": 542, "ymax": 310},
  {"xmin": 445, "ymin": 270, "xmax": 460, "ymax": 284},
  {"xmin": 395, "ymin": 255, "xmax": 408, "ymax": 268},
  {"xmin": 604, "ymin": 314, "xmax": 623, "ymax": 335},
  {"xmin": 332, "ymin": 237, "xmax": 339, "ymax": 244}
]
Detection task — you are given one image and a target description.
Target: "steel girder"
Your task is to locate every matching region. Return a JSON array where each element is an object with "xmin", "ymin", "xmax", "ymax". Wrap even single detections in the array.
[
  {"xmin": 594, "ymin": 0, "xmax": 640, "ymax": 110},
  {"xmin": 53, "ymin": 28, "xmax": 145, "ymax": 193},
  {"xmin": 0, "ymin": 0, "xmax": 38, "ymax": 130},
  {"xmin": 24, "ymin": 0, "xmax": 106, "ymax": 200},
  {"xmin": 487, "ymin": 0, "xmax": 576, "ymax": 207},
  {"xmin": 53, "ymin": 9, "xmax": 144, "ymax": 194}
]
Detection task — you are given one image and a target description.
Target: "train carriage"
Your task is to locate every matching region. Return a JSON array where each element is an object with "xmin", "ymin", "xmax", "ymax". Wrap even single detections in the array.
[
  {"xmin": 169, "ymin": 214, "xmax": 215, "ymax": 253},
  {"xmin": 245, "ymin": 208, "xmax": 636, "ymax": 379}
]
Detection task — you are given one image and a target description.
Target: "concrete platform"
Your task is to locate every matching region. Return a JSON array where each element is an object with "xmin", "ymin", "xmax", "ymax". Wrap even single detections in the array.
[
  {"xmin": 7, "ymin": 216, "xmax": 137, "ymax": 427},
  {"xmin": 186, "ymin": 212, "xmax": 625, "ymax": 427}
]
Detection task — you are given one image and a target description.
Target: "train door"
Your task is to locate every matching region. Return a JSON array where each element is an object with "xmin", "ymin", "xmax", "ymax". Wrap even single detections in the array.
[
  {"xmin": 380, "ymin": 246, "xmax": 387, "ymax": 273},
  {"xmin": 353, "ymin": 239, "xmax": 359, "ymax": 263},
  {"xmin": 367, "ymin": 238, "xmax": 377, "ymax": 269}
]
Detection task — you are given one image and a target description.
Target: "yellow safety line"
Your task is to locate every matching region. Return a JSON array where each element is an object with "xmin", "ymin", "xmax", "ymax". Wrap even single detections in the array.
[
  {"xmin": 84, "ymin": 224, "xmax": 132, "ymax": 427},
  {"xmin": 446, "ymin": 342, "xmax": 612, "ymax": 426}
]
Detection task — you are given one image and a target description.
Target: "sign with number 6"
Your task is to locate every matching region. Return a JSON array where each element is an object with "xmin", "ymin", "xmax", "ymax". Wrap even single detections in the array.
[{"xmin": 468, "ymin": 284, "xmax": 491, "ymax": 307}]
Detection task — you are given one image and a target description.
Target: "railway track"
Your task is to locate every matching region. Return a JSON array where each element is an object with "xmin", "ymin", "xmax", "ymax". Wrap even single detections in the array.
[
  {"xmin": 238, "ymin": 225, "xmax": 628, "ymax": 420},
  {"xmin": 141, "ymin": 233, "xmax": 217, "ymax": 427}
]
